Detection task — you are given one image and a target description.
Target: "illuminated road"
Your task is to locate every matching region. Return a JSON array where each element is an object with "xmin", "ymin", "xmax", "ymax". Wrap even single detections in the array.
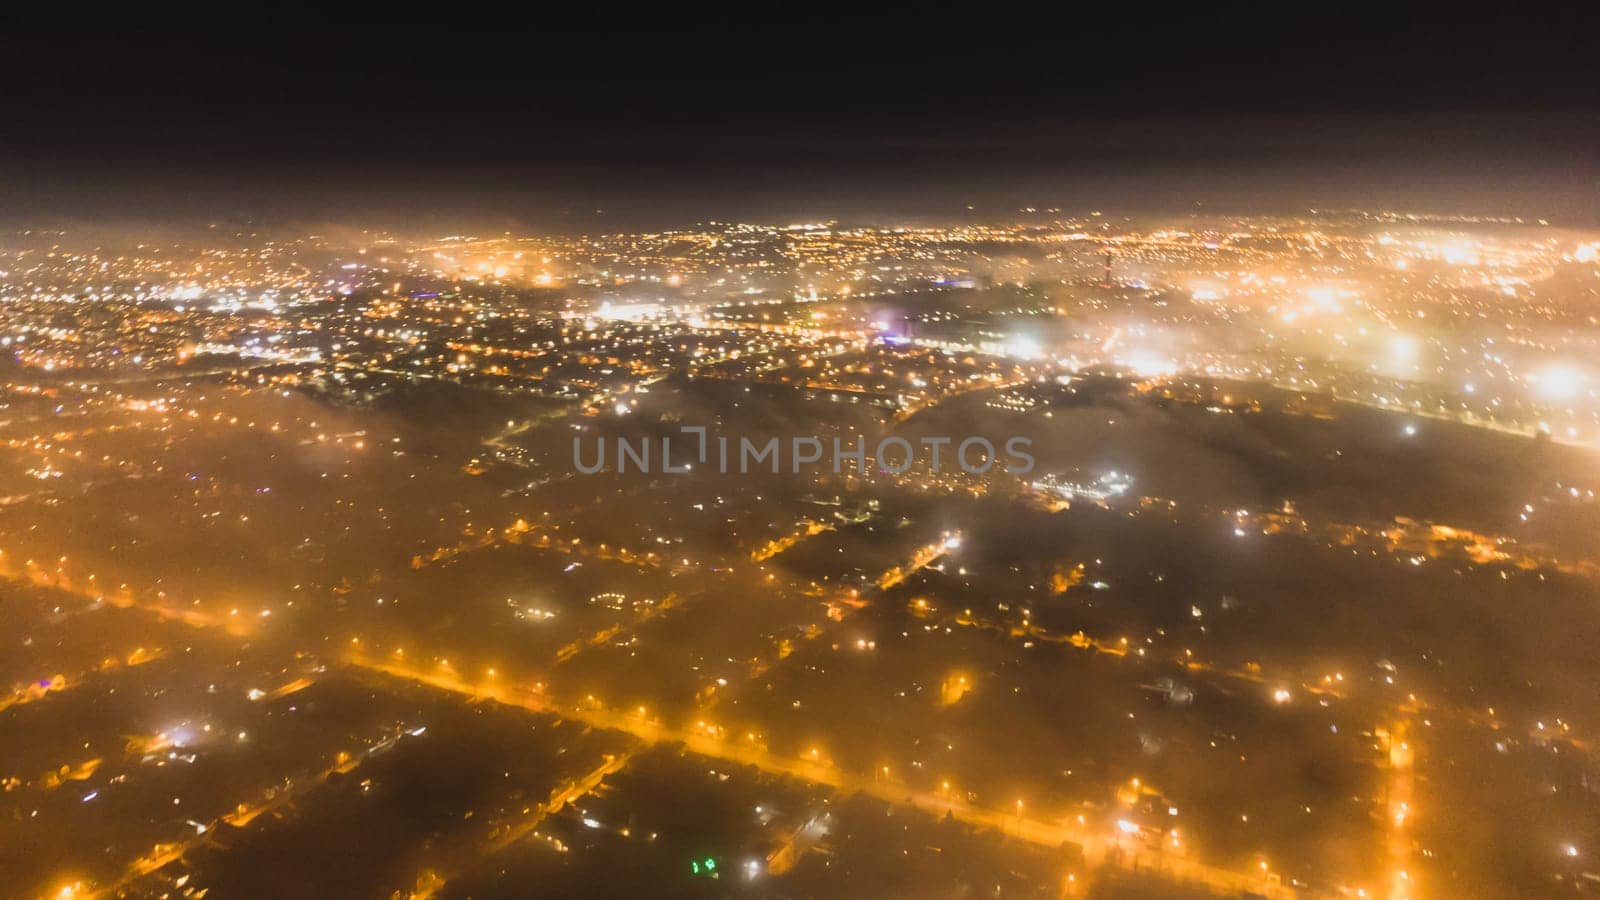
[
  {"xmin": 347, "ymin": 652, "xmax": 1298, "ymax": 899},
  {"xmin": 81, "ymin": 732, "xmax": 385, "ymax": 900},
  {"xmin": 0, "ymin": 556, "xmax": 247, "ymax": 636},
  {"xmin": 0, "ymin": 648, "xmax": 163, "ymax": 713},
  {"xmin": 409, "ymin": 751, "xmax": 635, "ymax": 900},
  {"xmin": 1383, "ymin": 720, "xmax": 1417, "ymax": 900}
]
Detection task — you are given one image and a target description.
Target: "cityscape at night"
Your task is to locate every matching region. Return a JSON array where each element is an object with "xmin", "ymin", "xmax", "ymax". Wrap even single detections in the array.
[{"xmin": 2, "ymin": 11, "xmax": 1599, "ymax": 900}]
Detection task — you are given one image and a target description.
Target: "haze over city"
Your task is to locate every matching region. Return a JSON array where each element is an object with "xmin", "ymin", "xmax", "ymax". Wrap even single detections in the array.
[{"xmin": 2, "ymin": 10, "xmax": 1598, "ymax": 900}]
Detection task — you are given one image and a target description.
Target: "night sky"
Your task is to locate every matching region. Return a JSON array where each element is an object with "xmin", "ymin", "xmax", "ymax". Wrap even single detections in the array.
[{"xmin": 4, "ymin": 8, "xmax": 1597, "ymax": 226}]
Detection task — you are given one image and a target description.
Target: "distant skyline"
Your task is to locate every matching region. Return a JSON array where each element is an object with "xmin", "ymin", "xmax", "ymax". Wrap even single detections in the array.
[{"xmin": 3, "ymin": 8, "xmax": 1597, "ymax": 226}]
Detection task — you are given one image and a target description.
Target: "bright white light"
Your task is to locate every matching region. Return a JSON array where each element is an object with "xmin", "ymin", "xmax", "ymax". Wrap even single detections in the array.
[
  {"xmin": 1124, "ymin": 350, "xmax": 1177, "ymax": 377},
  {"xmin": 1116, "ymin": 819, "xmax": 1140, "ymax": 834},
  {"xmin": 1004, "ymin": 336, "xmax": 1043, "ymax": 360},
  {"xmin": 1306, "ymin": 287, "xmax": 1338, "ymax": 309},
  {"xmin": 1532, "ymin": 366, "xmax": 1583, "ymax": 401}
]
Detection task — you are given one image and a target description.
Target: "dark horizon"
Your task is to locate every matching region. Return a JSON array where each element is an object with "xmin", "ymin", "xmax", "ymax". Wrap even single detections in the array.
[{"xmin": 3, "ymin": 9, "xmax": 1598, "ymax": 228}]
